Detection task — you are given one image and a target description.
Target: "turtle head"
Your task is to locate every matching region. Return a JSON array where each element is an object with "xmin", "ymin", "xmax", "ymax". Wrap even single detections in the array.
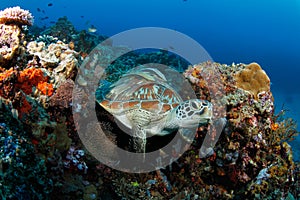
[{"xmin": 175, "ymin": 99, "xmax": 213, "ymax": 128}]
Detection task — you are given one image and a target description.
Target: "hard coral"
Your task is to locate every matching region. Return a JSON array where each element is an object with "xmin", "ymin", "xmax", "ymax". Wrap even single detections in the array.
[
  {"xmin": 41, "ymin": 16, "xmax": 76, "ymax": 43},
  {"xmin": 49, "ymin": 79, "xmax": 74, "ymax": 109},
  {"xmin": 0, "ymin": 6, "xmax": 33, "ymax": 26},
  {"xmin": 234, "ymin": 62, "xmax": 270, "ymax": 99},
  {"xmin": 26, "ymin": 40, "xmax": 78, "ymax": 80},
  {"xmin": 27, "ymin": 41, "xmax": 59, "ymax": 66},
  {"xmin": 0, "ymin": 24, "xmax": 21, "ymax": 66}
]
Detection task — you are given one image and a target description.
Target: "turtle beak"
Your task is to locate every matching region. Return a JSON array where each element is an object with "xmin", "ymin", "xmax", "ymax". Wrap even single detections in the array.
[{"xmin": 195, "ymin": 102, "xmax": 213, "ymax": 123}]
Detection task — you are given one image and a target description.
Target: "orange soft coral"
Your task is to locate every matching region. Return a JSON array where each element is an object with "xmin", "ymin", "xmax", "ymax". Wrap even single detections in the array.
[
  {"xmin": 0, "ymin": 67, "xmax": 53, "ymax": 97},
  {"xmin": 37, "ymin": 82, "xmax": 53, "ymax": 96},
  {"xmin": 17, "ymin": 67, "xmax": 48, "ymax": 84},
  {"xmin": 0, "ymin": 67, "xmax": 15, "ymax": 81},
  {"xmin": 17, "ymin": 68, "xmax": 53, "ymax": 96}
]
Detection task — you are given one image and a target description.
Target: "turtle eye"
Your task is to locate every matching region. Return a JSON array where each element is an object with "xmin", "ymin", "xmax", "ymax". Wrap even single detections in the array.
[{"xmin": 191, "ymin": 101, "xmax": 198, "ymax": 109}]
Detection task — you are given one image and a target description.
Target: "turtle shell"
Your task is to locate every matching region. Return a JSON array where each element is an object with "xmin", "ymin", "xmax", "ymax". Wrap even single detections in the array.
[{"xmin": 99, "ymin": 67, "xmax": 183, "ymax": 115}]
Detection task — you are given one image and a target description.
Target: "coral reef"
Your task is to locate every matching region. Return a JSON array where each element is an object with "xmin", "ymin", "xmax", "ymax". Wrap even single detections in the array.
[
  {"xmin": 39, "ymin": 16, "xmax": 108, "ymax": 54},
  {"xmin": 104, "ymin": 62, "xmax": 299, "ymax": 199},
  {"xmin": 103, "ymin": 49, "xmax": 189, "ymax": 84},
  {"xmin": 0, "ymin": 101, "xmax": 53, "ymax": 199},
  {"xmin": 0, "ymin": 6, "xmax": 299, "ymax": 200},
  {"xmin": 36, "ymin": 34, "xmax": 58, "ymax": 45},
  {"xmin": 40, "ymin": 16, "xmax": 77, "ymax": 43}
]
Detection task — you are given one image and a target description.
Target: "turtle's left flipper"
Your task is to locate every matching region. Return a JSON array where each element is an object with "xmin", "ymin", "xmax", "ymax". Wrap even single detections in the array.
[{"xmin": 132, "ymin": 125, "xmax": 147, "ymax": 161}]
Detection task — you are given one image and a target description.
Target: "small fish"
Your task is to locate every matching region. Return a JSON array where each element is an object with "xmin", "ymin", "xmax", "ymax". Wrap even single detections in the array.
[
  {"xmin": 161, "ymin": 48, "xmax": 168, "ymax": 51},
  {"xmin": 80, "ymin": 16, "xmax": 84, "ymax": 18},
  {"xmin": 88, "ymin": 25, "xmax": 97, "ymax": 33},
  {"xmin": 41, "ymin": 17, "xmax": 49, "ymax": 20},
  {"xmin": 50, "ymin": 21, "xmax": 55, "ymax": 24},
  {"xmin": 48, "ymin": 3, "xmax": 53, "ymax": 6},
  {"xmin": 42, "ymin": 10, "xmax": 45, "ymax": 14},
  {"xmin": 37, "ymin": 8, "xmax": 41, "ymax": 12}
]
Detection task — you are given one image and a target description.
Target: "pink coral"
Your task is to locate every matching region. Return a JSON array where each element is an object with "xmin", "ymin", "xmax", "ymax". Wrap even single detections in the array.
[{"xmin": 0, "ymin": 6, "xmax": 33, "ymax": 26}]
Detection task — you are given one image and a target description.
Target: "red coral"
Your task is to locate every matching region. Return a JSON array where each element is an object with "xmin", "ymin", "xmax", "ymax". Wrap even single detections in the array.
[{"xmin": 19, "ymin": 95, "xmax": 32, "ymax": 114}]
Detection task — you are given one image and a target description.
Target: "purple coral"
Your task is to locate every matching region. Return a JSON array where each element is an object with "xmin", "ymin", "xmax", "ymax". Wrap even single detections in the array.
[
  {"xmin": 0, "ymin": 6, "xmax": 34, "ymax": 26},
  {"xmin": 63, "ymin": 146, "xmax": 88, "ymax": 174}
]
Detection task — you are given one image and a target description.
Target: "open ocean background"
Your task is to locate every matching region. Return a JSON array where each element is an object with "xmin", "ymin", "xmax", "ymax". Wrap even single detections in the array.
[{"xmin": 1, "ymin": 0, "xmax": 300, "ymax": 160}]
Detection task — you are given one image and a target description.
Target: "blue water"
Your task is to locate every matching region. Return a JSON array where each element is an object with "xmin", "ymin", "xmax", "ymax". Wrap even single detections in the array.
[{"xmin": 2, "ymin": 0, "xmax": 300, "ymax": 154}]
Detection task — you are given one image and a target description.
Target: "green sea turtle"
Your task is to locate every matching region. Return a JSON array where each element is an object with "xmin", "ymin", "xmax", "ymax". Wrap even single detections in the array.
[{"xmin": 98, "ymin": 67, "xmax": 213, "ymax": 155}]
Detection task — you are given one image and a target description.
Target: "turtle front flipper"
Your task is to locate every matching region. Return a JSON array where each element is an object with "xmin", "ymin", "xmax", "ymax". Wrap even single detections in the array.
[
  {"xmin": 131, "ymin": 125, "xmax": 147, "ymax": 161},
  {"xmin": 128, "ymin": 109, "xmax": 153, "ymax": 160},
  {"xmin": 178, "ymin": 128, "xmax": 195, "ymax": 143}
]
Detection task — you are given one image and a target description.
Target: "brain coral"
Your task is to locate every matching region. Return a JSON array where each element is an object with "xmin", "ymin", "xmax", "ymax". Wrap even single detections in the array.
[
  {"xmin": 234, "ymin": 62, "xmax": 270, "ymax": 99},
  {"xmin": 0, "ymin": 6, "xmax": 33, "ymax": 26}
]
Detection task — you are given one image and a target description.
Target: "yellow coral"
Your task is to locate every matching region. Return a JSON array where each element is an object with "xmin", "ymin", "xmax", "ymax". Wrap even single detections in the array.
[{"xmin": 234, "ymin": 63, "xmax": 270, "ymax": 99}]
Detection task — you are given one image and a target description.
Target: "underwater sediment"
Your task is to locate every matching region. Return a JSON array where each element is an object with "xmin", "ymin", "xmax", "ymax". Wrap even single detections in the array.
[{"xmin": 0, "ymin": 6, "xmax": 299, "ymax": 200}]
